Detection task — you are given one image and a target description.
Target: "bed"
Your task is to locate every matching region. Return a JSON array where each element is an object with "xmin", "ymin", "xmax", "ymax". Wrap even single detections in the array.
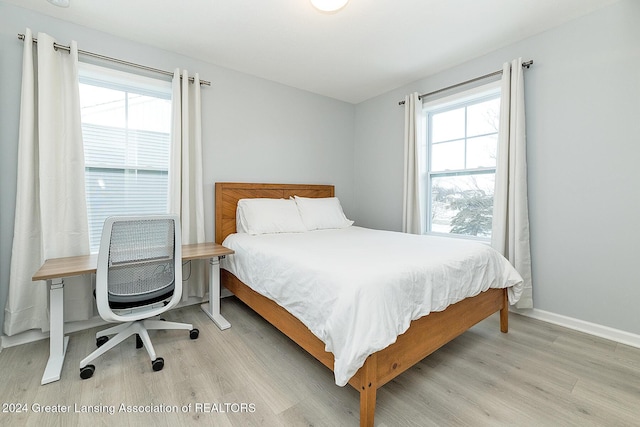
[{"xmin": 215, "ymin": 182, "xmax": 523, "ymax": 426}]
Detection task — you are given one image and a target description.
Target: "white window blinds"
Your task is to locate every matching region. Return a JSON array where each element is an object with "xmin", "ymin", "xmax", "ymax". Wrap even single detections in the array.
[{"xmin": 79, "ymin": 63, "xmax": 172, "ymax": 252}]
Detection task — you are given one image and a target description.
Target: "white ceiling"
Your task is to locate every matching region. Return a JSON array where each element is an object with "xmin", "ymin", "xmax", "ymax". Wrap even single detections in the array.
[{"xmin": 4, "ymin": 0, "xmax": 620, "ymax": 103}]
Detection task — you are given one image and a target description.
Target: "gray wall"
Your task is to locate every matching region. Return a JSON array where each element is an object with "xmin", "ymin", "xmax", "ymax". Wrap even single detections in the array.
[
  {"xmin": 353, "ymin": 0, "xmax": 640, "ymax": 335},
  {"xmin": 0, "ymin": 2, "xmax": 355, "ymax": 335}
]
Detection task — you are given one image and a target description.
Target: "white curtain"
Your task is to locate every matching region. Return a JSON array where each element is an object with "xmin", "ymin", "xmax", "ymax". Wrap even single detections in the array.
[
  {"xmin": 402, "ymin": 92, "xmax": 424, "ymax": 234},
  {"xmin": 169, "ymin": 69, "xmax": 207, "ymax": 299},
  {"xmin": 492, "ymin": 58, "xmax": 533, "ymax": 309},
  {"xmin": 4, "ymin": 29, "xmax": 92, "ymax": 335}
]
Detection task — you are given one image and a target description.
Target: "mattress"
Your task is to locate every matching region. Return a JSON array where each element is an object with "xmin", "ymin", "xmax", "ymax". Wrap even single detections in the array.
[{"xmin": 221, "ymin": 226, "xmax": 523, "ymax": 386}]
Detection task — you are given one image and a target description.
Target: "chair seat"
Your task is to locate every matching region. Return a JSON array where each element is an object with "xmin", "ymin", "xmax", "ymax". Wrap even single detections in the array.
[{"xmin": 108, "ymin": 288, "xmax": 175, "ymax": 310}]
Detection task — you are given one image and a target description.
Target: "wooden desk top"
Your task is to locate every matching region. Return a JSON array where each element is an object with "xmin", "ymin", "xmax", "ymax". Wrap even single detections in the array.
[
  {"xmin": 181, "ymin": 242, "xmax": 234, "ymax": 261},
  {"xmin": 32, "ymin": 254, "xmax": 99, "ymax": 281},
  {"xmin": 32, "ymin": 243, "xmax": 234, "ymax": 282}
]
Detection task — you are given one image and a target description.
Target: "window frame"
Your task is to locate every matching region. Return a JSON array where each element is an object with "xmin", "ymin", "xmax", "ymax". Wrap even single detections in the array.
[
  {"xmin": 78, "ymin": 62, "xmax": 173, "ymax": 253},
  {"xmin": 422, "ymin": 80, "xmax": 501, "ymax": 242}
]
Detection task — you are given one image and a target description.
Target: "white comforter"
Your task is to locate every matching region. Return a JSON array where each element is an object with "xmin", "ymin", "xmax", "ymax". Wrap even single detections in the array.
[{"xmin": 221, "ymin": 226, "xmax": 523, "ymax": 386}]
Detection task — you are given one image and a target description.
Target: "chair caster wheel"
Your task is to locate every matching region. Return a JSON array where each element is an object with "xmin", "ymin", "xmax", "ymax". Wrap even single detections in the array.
[
  {"xmin": 96, "ymin": 336, "xmax": 109, "ymax": 347},
  {"xmin": 80, "ymin": 364, "xmax": 95, "ymax": 379},
  {"xmin": 189, "ymin": 329, "xmax": 199, "ymax": 339},
  {"xmin": 136, "ymin": 334, "xmax": 143, "ymax": 349},
  {"xmin": 152, "ymin": 357, "xmax": 164, "ymax": 372}
]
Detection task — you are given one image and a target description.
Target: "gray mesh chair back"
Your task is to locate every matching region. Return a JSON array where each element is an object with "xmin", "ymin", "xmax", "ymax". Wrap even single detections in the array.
[
  {"xmin": 107, "ymin": 218, "xmax": 176, "ymax": 308},
  {"xmin": 95, "ymin": 215, "xmax": 182, "ymax": 323}
]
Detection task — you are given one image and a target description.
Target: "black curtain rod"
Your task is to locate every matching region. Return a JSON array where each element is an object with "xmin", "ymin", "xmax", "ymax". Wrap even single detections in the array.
[
  {"xmin": 398, "ymin": 60, "xmax": 532, "ymax": 106},
  {"xmin": 18, "ymin": 33, "xmax": 211, "ymax": 86}
]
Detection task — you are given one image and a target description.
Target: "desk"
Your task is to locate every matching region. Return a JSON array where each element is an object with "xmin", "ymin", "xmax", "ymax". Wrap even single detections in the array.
[{"xmin": 32, "ymin": 242, "xmax": 234, "ymax": 385}]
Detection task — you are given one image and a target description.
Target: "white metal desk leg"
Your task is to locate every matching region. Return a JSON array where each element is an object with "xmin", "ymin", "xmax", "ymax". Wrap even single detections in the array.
[
  {"xmin": 201, "ymin": 257, "xmax": 231, "ymax": 330},
  {"xmin": 42, "ymin": 278, "xmax": 69, "ymax": 385}
]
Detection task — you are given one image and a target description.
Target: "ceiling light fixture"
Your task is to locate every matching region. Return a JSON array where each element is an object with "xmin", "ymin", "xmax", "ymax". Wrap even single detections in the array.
[
  {"xmin": 310, "ymin": 0, "xmax": 349, "ymax": 13},
  {"xmin": 47, "ymin": 0, "xmax": 70, "ymax": 7}
]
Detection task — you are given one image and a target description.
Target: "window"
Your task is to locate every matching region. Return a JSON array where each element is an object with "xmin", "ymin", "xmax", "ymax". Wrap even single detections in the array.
[
  {"xmin": 79, "ymin": 64, "xmax": 172, "ymax": 252},
  {"xmin": 423, "ymin": 82, "xmax": 500, "ymax": 240}
]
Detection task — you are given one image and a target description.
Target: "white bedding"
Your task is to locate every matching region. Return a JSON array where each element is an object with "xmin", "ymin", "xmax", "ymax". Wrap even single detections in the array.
[{"xmin": 221, "ymin": 226, "xmax": 523, "ymax": 386}]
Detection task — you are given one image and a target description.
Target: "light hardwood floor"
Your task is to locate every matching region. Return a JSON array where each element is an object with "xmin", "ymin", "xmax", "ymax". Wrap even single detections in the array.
[{"xmin": 1, "ymin": 297, "xmax": 639, "ymax": 426}]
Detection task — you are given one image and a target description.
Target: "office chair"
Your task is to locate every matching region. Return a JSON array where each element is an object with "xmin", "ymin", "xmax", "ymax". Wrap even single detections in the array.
[{"xmin": 79, "ymin": 215, "xmax": 198, "ymax": 379}]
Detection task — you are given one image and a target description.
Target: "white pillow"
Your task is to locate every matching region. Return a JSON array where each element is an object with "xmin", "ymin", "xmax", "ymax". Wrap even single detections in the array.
[
  {"xmin": 294, "ymin": 196, "xmax": 354, "ymax": 230},
  {"xmin": 236, "ymin": 198, "xmax": 307, "ymax": 235}
]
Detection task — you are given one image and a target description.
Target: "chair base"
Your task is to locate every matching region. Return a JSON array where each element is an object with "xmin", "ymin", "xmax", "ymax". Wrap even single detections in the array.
[{"xmin": 79, "ymin": 318, "xmax": 195, "ymax": 378}]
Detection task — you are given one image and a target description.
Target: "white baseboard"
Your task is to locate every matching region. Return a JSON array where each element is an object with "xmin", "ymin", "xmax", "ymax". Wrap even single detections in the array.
[
  {"xmin": 3, "ymin": 302, "xmax": 639, "ymax": 352},
  {"xmin": 0, "ymin": 316, "xmax": 109, "ymax": 350},
  {"xmin": 0, "ymin": 296, "xmax": 208, "ymax": 351},
  {"xmin": 515, "ymin": 308, "xmax": 640, "ymax": 349}
]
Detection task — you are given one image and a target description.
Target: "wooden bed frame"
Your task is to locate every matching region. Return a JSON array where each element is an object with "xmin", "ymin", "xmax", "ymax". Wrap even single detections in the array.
[{"xmin": 215, "ymin": 182, "xmax": 509, "ymax": 427}]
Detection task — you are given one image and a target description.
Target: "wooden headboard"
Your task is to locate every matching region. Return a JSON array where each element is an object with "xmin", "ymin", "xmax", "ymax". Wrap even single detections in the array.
[{"xmin": 215, "ymin": 182, "xmax": 335, "ymax": 243}]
